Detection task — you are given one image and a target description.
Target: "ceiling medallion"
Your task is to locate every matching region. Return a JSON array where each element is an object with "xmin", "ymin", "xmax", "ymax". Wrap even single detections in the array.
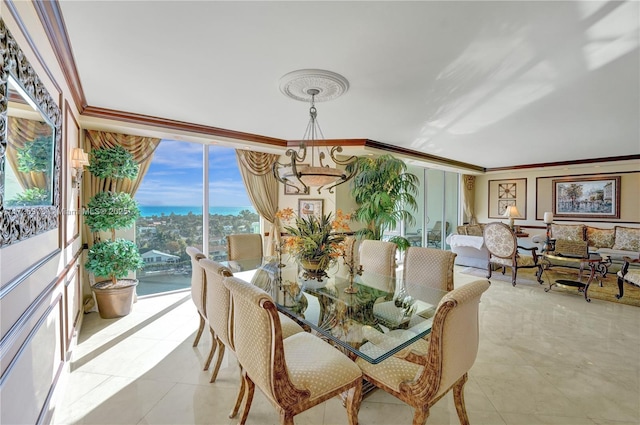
[
  {"xmin": 273, "ymin": 70, "xmax": 357, "ymax": 194},
  {"xmin": 279, "ymin": 69, "xmax": 349, "ymax": 103}
]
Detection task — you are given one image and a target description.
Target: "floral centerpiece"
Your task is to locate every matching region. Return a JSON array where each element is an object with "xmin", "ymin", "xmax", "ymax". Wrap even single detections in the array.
[{"xmin": 276, "ymin": 207, "xmax": 351, "ymax": 280}]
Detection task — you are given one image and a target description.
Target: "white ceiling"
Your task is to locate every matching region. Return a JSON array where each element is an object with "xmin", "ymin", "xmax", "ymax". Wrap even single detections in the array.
[{"xmin": 58, "ymin": 1, "xmax": 639, "ymax": 169}]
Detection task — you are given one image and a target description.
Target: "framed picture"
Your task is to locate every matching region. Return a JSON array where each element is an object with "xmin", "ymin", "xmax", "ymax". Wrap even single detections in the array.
[
  {"xmin": 299, "ymin": 199, "xmax": 323, "ymax": 220},
  {"xmin": 488, "ymin": 178, "xmax": 527, "ymax": 219},
  {"xmin": 284, "ymin": 164, "xmax": 310, "ymax": 195},
  {"xmin": 552, "ymin": 176, "xmax": 621, "ymax": 219}
]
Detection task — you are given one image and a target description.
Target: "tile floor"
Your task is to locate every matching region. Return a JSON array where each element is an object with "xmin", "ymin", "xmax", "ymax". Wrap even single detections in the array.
[{"xmin": 54, "ymin": 267, "xmax": 640, "ymax": 425}]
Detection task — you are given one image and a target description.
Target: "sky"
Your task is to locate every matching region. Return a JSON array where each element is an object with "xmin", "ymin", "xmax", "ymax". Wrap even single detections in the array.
[{"xmin": 135, "ymin": 140, "xmax": 252, "ymax": 207}]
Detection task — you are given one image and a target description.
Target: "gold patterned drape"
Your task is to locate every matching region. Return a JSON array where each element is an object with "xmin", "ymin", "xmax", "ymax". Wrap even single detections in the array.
[
  {"xmin": 82, "ymin": 130, "xmax": 161, "ymax": 244},
  {"xmin": 6, "ymin": 116, "xmax": 53, "ymax": 190},
  {"xmin": 462, "ymin": 174, "xmax": 476, "ymax": 224},
  {"xmin": 235, "ymin": 150, "xmax": 280, "ymax": 255}
]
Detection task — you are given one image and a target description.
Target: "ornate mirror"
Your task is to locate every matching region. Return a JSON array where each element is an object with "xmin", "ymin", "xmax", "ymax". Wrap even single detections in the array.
[{"xmin": 1, "ymin": 19, "xmax": 62, "ymax": 246}]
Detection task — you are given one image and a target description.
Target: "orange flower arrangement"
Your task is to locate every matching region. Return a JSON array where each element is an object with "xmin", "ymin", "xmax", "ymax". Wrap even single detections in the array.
[{"xmin": 276, "ymin": 207, "xmax": 352, "ymax": 272}]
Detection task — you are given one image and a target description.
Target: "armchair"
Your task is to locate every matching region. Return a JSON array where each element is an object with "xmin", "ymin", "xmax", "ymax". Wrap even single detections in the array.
[
  {"xmin": 224, "ymin": 276, "xmax": 363, "ymax": 425},
  {"xmin": 483, "ymin": 222, "xmax": 543, "ymax": 286},
  {"xmin": 616, "ymin": 256, "xmax": 640, "ymax": 299},
  {"xmin": 356, "ymin": 279, "xmax": 491, "ymax": 425}
]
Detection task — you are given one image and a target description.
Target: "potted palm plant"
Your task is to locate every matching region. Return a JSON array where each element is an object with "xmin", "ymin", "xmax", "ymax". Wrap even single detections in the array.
[
  {"xmin": 84, "ymin": 146, "xmax": 143, "ymax": 318},
  {"xmin": 346, "ymin": 154, "xmax": 419, "ymax": 251}
]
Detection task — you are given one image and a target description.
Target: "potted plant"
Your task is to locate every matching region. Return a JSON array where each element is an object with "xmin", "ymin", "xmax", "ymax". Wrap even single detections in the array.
[
  {"xmin": 84, "ymin": 146, "xmax": 144, "ymax": 319},
  {"xmin": 276, "ymin": 208, "xmax": 351, "ymax": 281},
  {"xmin": 346, "ymin": 154, "xmax": 419, "ymax": 251}
]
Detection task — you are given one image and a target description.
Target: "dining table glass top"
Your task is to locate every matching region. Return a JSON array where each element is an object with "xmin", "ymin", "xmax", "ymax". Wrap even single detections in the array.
[{"xmin": 224, "ymin": 255, "xmax": 447, "ymax": 364}]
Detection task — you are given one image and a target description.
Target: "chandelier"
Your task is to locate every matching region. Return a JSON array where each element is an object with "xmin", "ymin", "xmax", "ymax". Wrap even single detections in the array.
[{"xmin": 273, "ymin": 70, "xmax": 358, "ymax": 194}]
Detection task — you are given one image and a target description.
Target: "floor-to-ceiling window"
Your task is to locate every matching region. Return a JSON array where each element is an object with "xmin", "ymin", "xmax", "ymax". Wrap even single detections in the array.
[{"xmin": 134, "ymin": 140, "xmax": 256, "ymax": 296}]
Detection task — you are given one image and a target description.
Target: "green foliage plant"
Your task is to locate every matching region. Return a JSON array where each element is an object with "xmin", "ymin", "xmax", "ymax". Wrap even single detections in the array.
[
  {"xmin": 345, "ymin": 154, "xmax": 419, "ymax": 251},
  {"xmin": 7, "ymin": 187, "xmax": 50, "ymax": 206},
  {"xmin": 87, "ymin": 145, "xmax": 139, "ymax": 179},
  {"xmin": 85, "ymin": 146, "xmax": 143, "ymax": 286},
  {"xmin": 16, "ymin": 135, "xmax": 53, "ymax": 173}
]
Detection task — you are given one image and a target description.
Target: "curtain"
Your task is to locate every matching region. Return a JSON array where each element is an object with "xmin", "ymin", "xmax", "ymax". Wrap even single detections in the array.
[
  {"xmin": 462, "ymin": 174, "xmax": 476, "ymax": 224},
  {"xmin": 235, "ymin": 150, "xmax": 280, "ymax": 255},
  {"xmin": 6, "ymin": 116, "xmax": 54, "ymax": 190},
  {"xmin": 82, "ymin": 130, "xmax": 161, "ymax": 245}
]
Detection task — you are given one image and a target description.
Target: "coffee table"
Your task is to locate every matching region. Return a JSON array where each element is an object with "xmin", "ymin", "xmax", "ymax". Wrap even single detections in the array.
[{"xmin": 541, "ymin": 253, "xmax": 610, "ymax": 302}]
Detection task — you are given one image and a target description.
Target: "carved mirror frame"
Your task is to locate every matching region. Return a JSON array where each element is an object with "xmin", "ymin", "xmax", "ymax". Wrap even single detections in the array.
[{"xmin": 0, "ymin": 19, "xmax": 62, "ymax": 246}]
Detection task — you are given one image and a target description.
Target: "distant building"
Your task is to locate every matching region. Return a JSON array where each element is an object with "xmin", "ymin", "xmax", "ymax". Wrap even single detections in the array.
[{"xmin": 141, "ymin": 249, "xmax": 180, "ymax": 263}]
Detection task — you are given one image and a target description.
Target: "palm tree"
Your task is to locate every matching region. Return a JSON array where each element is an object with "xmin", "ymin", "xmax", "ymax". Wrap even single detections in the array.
[{"xmin": 346, "ymin": 154, "xmax": 419, "ymax": 250}]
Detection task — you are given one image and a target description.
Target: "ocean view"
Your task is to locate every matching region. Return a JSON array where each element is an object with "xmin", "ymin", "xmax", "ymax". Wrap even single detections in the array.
[{"xmin": 138, "ymin": 205, "xmax": 256, "ymax": 217}]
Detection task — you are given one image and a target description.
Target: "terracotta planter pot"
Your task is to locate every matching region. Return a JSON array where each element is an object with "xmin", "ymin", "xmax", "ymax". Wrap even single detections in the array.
[{"xmin": 92, "ymin": 279, "xmax": 138, "ymax": 319}]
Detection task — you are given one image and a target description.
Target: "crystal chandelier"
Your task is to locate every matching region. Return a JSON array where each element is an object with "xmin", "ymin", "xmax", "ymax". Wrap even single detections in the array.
[{"xmin": 273, "ymin": 70, "xmax": 358, "ymax": 194}]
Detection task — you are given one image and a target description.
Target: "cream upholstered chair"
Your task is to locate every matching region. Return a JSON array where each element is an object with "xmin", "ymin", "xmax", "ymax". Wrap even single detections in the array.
[
  {"xmin": 357, "ymin": 279, "xmax": 490, "ymax": 425},
  {"xmin": 483, "ymin": 222, "xmax": 543, "ymax": 286},
  {"xmin": 359, "ymin": 239, "xmax": 397, "ymax": 292},
  {"xmin": 226, "ymin": 233, "xmax": 263, "ymax": 271},
  {"xmin": 186, "ymin": 247, "xmax": 208, "ymax": 348},
  {"xmin": 200, "ymin": 259, "xmax": 304, "ymax": 419},
  {"xmin": 224, "ymin": 275, "xmax": 363, "ymax": 425},
  {"xmin": 404, "ymin": 246, "xmax": 457, "ymax": 294},
  {"xmin": 373, "ymin": 247, "xmax": 456, "ymax": 348},
  {"xmin": 617, "ymin": 256, "xmax": 640, "ymax": 299}
]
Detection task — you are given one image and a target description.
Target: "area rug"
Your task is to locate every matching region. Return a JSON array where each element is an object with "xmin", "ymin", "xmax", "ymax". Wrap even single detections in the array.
[{"xmin": 459, "ymin": 265, "xmax": 640, "ymax": 307}]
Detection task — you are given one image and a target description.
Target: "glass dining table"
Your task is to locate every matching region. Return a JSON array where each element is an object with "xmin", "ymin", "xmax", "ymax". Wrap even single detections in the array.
[{"xmin": 224, "ymin": 255, "xmax": 447, "ymax": 364}]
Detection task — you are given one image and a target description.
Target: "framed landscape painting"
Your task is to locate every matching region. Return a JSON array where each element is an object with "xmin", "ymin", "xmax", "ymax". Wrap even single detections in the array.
[
  {"xmin": 488, "ymin": 178, "xmax": 527, "ymax": 219},
  {"xmin": 553, "ymin": 176, "xmax": 621, "ymax": 219},
  {"xmin": 299, "ymin": 199, "xmax": 323, "ymax": 220}
]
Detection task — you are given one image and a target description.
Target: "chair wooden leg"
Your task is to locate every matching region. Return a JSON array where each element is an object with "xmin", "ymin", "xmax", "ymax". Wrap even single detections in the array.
[
  {"xmin": 280, "ymin": 411, "xmax": 295, "ymax": 425},
  {"xmin": 209, "ymin": 339, "xmax": 226, "ymax": 383},
  {"xmin": 536, "ymin": 265, "xmax": 544, "ymax": 284},
  {"xmin": 193, "ymin": 314, "xmax": 205, "ymax": 347},
  {"xmin": 511, "ymin": 267, "xmax": 517, "ymax": 286},
  {"xmin": 345, "ymin": 379, "xmax": 363, "ymax": 425},
  {"xmin": 616, "ymin": 276, "xmax": 625, "ymax": 299},
  {"xmin": 453, "ymin": 374, "xmax": 470, "ymax": 425},
  {"xmin": 229, "ymin": 365, "xmax": 246, "ymax": 418},
  {"xmin": 238, "ymin": 373, "xmax": 255, "ymax": 425},
  {"xmin": 412, "ymin": 406, "xmax": 430, "ymax": 425},
  {"xmin": 203, "ymin": 328, "xmax": 216, "ymax": 371},
  {"xmin": 486, "ymin": 262, "xmax": 493, "ymax": 279}
]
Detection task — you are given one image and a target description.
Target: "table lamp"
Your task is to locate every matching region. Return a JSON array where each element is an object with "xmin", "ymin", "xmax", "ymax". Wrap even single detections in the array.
[
  {"xmin": 502, "ymin": 205, "xmax": 521, "ymax": 230},
  {"xmin": 543, "ymin": 212, "xmax": 554, "ymax": 250}
]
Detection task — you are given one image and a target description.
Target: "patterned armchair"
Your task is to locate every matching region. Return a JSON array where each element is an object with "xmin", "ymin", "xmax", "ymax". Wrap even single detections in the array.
[
  {"xmin": 200, "ymin": 259, "xmax": 303, "ymax": 418},
  {"xmin": 186, "ymin": 246, "xmax": 207, "ymax": 348},
  {"xmin": 483, "ymin": 222, "xmax": 543, "ymax": 286},
  {"xmin": 226, "ymin": 233, "xmax": 263, "ymax": 271},
  {"xmin": 616, "ymin": 256, "xmax": 640, "ymax": 299},
  {"xmin": 224, "ymin": 276, "xmax": 363, "ymax": 425},
  {"xmin": 356, "ymin": 280, "xmax": 491, "ymax": 425}
]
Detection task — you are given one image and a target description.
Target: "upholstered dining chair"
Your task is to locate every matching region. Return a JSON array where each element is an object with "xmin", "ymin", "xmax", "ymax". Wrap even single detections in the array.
[
  {"xmin": 356, "ymin": 279, "xmax": 490, "ymax": 425},
  {"xmin": 373, "ymin": 247, "xmax": 456, "ymax": 339},
  {"xmin": 226, "ymin": 233, "xmax": 263, "ymax": 271},
  {"xmin": 224, "ymin": 275, "xmax": 363, "ymax": 425},
  {"xmin": 483, "ymin": 222, "xmax": 543, "ymax": 286},
  {"xmin": 200, "ymin": 259, "xmax": 304, "ymax": 419},
  {"xmin": 358, "ymin": 239, "xmax": 397, "ymax": 292},
  {"xmin": 186, "ymin": 247, "xmax": 208, "ymax": 349}
]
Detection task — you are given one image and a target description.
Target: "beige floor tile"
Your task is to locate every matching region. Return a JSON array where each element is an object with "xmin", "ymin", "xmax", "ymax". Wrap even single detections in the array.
[{"xmin": 55, "ymin": 267, "xmax": 640, "ymax": 425}]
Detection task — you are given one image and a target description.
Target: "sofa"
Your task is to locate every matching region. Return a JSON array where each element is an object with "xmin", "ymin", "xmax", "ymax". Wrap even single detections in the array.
[
  {"xmin": 547, "ymin": 224, "xmax": 640, "ymax": 266},
  {"xmin": 446, "ymin": 224, "xmax": 489, "ymax": 269}
]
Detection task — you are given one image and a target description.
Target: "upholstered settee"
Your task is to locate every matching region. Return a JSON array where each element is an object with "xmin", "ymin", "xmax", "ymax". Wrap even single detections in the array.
[
  {"xmin": 446, "ymin": 224, "xmax": 489, "ymax": 269},
  {"xmin": 548, "ymin": 224, "xmax": 640, "ymax": 265}
]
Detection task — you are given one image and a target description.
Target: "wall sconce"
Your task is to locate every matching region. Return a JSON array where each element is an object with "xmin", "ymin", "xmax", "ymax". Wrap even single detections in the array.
[
  {"xmin": 71, "ymin": 147, "xmax": 89, "ymax": 190},
  {"xmin": 502, "ymin": 205, "xmax": 521, "ymax": 230}
]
